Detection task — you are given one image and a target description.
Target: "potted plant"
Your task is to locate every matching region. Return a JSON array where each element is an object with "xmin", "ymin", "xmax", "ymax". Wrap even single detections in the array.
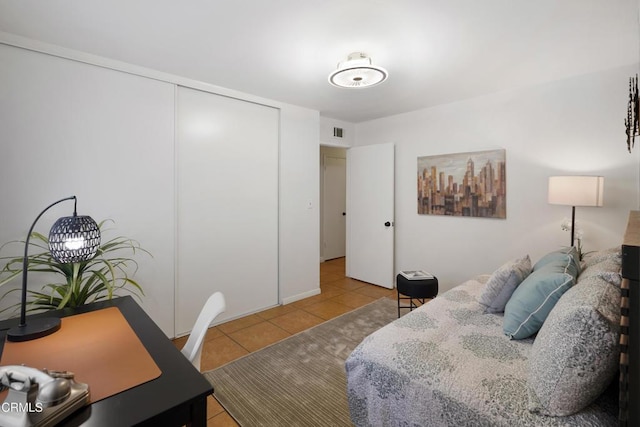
[
  {"xmin": 560, "ymin": 218, "xmax": 592, "ymax": 261},
  {"xmin": 0, "ymin": 220, "xmax": 150, "ymax": 316}
]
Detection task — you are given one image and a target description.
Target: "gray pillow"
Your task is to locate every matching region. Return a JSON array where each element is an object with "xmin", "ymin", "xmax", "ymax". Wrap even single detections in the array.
[
  {"xmin": 582, "ymin": 247, "xmax": 621, "ymax": 269},
  {"xmin": 478, "ymin": 255, "xmax": 531, "ymax": 314},
  {"xmin": 527, "ymin": 274, "xmax": 620, "ymax": 416},
  {"xmin": 578, "ymin": 258, "xmax": 622, "ymax": 287}
]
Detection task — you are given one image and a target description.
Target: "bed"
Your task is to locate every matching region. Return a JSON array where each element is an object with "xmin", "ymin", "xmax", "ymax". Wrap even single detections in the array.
[{"xmin": 345, "ymin": 212, "xmax": 640, "ymax": 426}]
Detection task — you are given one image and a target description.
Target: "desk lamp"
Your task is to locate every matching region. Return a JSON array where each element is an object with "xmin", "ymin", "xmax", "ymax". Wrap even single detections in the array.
[
  {"xmin": 548, "ymin": 176, "xmax": 604, "ymax": 246},
  {"xmin": 7, "ymin": 196, "xmax": 100, "ymax": 342}
]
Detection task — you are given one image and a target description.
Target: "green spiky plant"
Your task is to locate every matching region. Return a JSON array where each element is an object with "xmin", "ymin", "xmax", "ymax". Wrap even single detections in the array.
[{"xmin": 0, "ymin": 220, "xmax": 150, "ymax": 316}]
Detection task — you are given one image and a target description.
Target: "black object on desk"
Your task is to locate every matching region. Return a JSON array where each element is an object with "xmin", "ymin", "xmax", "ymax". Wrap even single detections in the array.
[
  {"xmin": 0, "ymin": 296, "xmax": 213, "ymax": 427},
  {"xmin": 397, "ymin": 273, "xmax": 438, "ymax": 317}
]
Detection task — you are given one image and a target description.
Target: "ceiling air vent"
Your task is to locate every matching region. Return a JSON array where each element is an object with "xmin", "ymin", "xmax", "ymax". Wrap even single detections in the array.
[{"xmin": 333, "ymin": 127, "xmax": 344, "ymax": 138}]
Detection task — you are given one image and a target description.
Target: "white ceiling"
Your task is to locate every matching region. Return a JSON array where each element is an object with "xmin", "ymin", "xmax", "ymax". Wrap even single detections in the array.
[{"xmin": 0, "ymin": 0, "xmax": 638, "ymax": 123}]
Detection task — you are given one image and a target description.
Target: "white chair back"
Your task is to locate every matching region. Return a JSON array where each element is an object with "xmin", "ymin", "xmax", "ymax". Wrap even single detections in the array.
[{"xmin": 181, "ymin": 291, "xmax": 226, "ymax": 371}]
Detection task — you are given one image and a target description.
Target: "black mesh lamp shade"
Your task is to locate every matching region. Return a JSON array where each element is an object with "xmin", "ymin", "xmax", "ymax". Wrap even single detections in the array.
[
  {"xmin": 49, "ymin": 215, "xmax": 101, "ymax": 263},
  {"xmin": 7, "ymin": 196, "xmax": 101, "ymax": 342}
]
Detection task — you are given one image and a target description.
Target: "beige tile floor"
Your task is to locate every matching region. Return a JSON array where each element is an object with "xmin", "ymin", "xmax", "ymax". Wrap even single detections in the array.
[{"xmin": 172, "ymin": 257, "xmax": 397, "ymax": 427}]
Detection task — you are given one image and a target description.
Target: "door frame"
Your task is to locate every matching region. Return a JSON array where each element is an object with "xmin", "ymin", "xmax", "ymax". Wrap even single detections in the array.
[
  {"xmin": 322, "ymin": 154, "xmax": 347, "ymax": 261},
  {"xmin": 319, "ymin": 145, "xmax": 347, "ymax": 262}
]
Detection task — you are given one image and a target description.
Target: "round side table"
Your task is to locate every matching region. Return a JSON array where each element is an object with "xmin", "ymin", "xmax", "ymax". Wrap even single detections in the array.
[{"xmin": 396, "ymin": 274, "xmax": 438, "ymax": 317}]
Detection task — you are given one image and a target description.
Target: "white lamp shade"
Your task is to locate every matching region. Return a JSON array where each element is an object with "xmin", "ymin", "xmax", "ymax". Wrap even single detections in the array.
[{"xmin": 548, "ymin": 176, "xmax": 604, "ymax": 207}]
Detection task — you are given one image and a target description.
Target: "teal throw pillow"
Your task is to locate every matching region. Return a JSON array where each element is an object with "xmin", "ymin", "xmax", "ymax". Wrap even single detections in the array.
[
  {"xmin": 503, "ymin": 257, "xmax": 576, "ymax": 340},
  {"xmin": 533, "ymin": 247, "xmax": 581, "ymax": 276}
]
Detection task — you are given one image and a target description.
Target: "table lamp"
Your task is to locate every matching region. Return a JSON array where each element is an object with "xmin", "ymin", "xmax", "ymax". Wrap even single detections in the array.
[
  {"xmin": 548, "ymin": 176, "xmax": 604, "ymax": 246},
  {"xmin": 7, "ymin": 196, "xmax": 101, "ymax": 342}
]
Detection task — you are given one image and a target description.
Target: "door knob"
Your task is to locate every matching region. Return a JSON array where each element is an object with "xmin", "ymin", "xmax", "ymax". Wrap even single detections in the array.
[
  {"xmin": 342, "ymin": 212, "xmax": 346, "ymax": 216},
  {"xmin": 384, "ymin": 221, "xmax": 391, "ymax": 227}
]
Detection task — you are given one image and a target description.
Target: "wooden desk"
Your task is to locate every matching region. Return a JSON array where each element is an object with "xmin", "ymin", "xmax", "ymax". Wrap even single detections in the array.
[{"xmin": 0, "ymin": 296, "xmax": 213, "ymax": 426}]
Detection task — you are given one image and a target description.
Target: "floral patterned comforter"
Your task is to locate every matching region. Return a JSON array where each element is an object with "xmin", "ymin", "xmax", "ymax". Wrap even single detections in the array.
[{"xmin": 345, "ymin": 276, "xmax": 617, "ymax": 427}]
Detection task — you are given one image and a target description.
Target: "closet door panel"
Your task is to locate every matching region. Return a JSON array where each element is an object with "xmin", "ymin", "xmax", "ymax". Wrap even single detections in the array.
[
  {"xmin": 0, "ymin": 44, "xmax": 176, "ymax": 336},
  {"xmin": 177, "ymin": 86, "xmax": 279, "ymax": 335}
]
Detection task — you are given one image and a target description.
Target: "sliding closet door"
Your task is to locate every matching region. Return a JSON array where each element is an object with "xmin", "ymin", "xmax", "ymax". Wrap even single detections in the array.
[{"xmin": 176, "ymin": 86, "xmax": 279, "ymax": 335}]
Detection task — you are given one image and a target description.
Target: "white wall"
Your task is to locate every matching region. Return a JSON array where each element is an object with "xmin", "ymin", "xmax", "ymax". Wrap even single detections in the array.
[
  {"xmin": 320, "ymin": 117, "xmax": 355, "ymax": 147},
  {"xmin": 355, "ymin": 65, "xmax": 640, "ymax": 292},
  {"xmin": 279, "ymin": 105, "xmax": 322, "ymax": 304},
  {"xmin": 0, "ymin": 38, "xmax": 321, "ymax": 336}
]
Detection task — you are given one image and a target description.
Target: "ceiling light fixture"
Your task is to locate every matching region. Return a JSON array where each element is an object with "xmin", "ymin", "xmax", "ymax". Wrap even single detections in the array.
[{"xmin": 328, "ymin": 52, "xmax": 388, "ymax": 89}]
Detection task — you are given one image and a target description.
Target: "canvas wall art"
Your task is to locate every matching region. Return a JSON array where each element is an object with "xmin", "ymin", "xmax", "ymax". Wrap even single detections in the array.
[{"xmin": 417, "ymin": 149, "xmax": 506, "ymax": 218}]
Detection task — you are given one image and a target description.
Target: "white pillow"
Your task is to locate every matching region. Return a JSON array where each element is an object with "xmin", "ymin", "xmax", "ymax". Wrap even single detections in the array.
[{"xmin": 478, "ymin": 255, "xmax": 531, "ymax": 314}]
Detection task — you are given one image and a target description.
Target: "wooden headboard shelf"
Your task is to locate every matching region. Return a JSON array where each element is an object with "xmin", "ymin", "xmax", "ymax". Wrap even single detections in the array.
[
  {"xmin": 622, "ymin": 211, "xmax": 640, "ymax": 280},
  {"xmin": 623, "ymin": 211, "xmax": 640, "ymax": 243},
  {"xmin": 621, "ymin": 210, "xmax": 640, "ymax": 426}
]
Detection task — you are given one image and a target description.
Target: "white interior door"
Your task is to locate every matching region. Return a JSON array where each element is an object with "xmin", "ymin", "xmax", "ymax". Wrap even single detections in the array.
[
  {"xmin": 323, "ymin": 155, "xmax": 346, "ymax": 260},
  {"xmin": 346, "ymin": 143, "xmax": 395, "ymax": 288},
  {"xmin": 176, "ymin": 86, "xmax": 279, "ymax": 335}
]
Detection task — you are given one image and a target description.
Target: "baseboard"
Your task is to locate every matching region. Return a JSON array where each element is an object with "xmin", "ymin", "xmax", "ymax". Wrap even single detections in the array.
[
  {"xmin": 319, "ymin": 256, "xmax": 326, "ymax": 263},
  {"xmin": 282, "ymin": 288, "xmax": 321, "ymax": 305}
]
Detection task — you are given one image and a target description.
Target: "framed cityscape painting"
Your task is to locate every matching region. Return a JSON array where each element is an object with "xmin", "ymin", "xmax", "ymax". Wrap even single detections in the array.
[{"xmin": 417, "ymin": 149, "xmax": 506, "ymax": 218}]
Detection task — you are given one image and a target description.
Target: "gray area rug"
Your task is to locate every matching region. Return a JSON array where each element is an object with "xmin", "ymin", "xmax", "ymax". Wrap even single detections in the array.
[{"xmin": 204, "ymin": 297, "xmax": 398, "ymax": 426}]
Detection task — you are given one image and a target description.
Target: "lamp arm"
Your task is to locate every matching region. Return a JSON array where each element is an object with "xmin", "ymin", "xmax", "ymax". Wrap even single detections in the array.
[{"xmin": 18, "ymin": 196, "xmax": 76, "ymax": 327}]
